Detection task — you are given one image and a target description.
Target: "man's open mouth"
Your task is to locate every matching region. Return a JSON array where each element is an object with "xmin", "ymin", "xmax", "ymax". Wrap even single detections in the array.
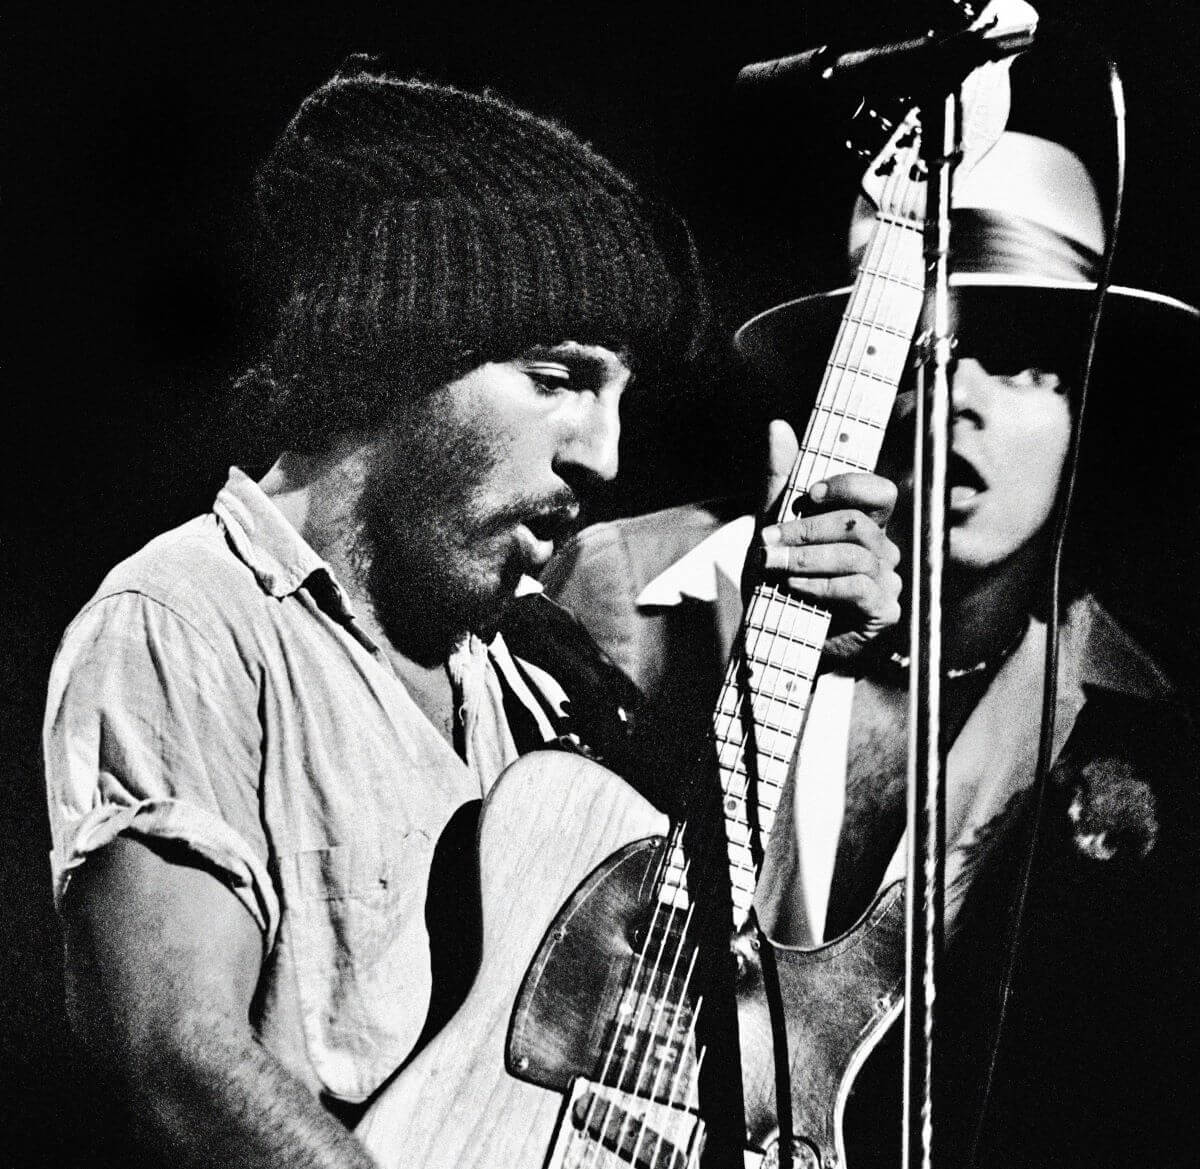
[
  {"xmin": 948, "ymin": 451, "xmax": 987, "ymax": 507},
  {"xmin": 525, "ymin": 505, "xmax": 580, "ymax": 545}
]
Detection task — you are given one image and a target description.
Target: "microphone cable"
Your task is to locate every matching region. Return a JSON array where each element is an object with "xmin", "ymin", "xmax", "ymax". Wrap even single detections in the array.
[{"xmin": 966, "ymin": 55, "xmax": 1126, "ymax": 1168}]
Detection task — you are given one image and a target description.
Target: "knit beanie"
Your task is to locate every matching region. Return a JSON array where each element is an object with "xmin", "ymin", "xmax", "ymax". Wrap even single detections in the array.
[{"xmin": 245, "ymin": 56, "xmax": 708, "ymax": 452}]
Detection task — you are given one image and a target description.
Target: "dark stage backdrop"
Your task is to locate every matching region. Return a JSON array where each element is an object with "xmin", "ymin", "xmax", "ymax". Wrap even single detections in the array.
[{"xmin": 6, "ymin": 3, "xmax": 1199, "ymax": 1165}]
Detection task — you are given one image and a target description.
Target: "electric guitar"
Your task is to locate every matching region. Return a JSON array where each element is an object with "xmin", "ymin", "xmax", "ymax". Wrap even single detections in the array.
[{"xmin": 356, "ymin": 6, "xmax": 1034, "ymax": 1166}]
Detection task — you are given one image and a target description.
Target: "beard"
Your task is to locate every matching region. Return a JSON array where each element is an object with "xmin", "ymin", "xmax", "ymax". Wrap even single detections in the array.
[{"xmin": 350, "ymin": 395, "xmax": 576, "ymax": 666}]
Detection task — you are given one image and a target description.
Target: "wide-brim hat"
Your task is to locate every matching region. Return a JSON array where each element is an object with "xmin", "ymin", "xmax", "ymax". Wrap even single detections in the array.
[{"xmin": 736, "ymin": 133, "xmax": 1199, "ymax": 393}]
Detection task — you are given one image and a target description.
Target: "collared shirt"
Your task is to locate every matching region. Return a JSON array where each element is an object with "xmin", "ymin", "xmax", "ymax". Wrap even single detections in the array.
[{"xmin": 44, "ymin": 468, "xmax": 566, "ymax": 1103}]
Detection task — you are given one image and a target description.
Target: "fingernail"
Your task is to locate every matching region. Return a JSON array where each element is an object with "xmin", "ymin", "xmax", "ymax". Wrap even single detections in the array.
[
  {"xmin": 809, "ymin": 481, "xmax": 828, "ymax": 503},
  {"xmin": 761, "ymin": 524, "xmax": 781, "ymax": 545},
  {"xmin": 761, "ymin": 546, "xmax": 790, "ymax": 572}
]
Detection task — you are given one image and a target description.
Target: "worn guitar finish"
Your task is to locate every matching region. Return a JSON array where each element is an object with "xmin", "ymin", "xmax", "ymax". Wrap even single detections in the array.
[{"xmin": 356, "ymin": 750, "xmax": 905, "ymax": 1169}]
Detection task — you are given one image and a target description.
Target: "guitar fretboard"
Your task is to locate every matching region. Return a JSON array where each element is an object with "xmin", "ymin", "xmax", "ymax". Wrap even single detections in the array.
[{"xmin": 712, "ymin": 205, "xmax": 927, "ymax": 927}]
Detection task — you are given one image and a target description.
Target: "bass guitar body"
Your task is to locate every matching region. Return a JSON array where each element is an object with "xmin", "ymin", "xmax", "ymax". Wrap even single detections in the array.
[{"xmin": 356, "ymin": 749, "xmax": 905, "ymax": 1169}]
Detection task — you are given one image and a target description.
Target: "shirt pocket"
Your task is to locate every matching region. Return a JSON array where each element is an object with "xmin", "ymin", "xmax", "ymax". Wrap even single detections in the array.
[{"xmin": 279, "ymin": 835, "xmax": 435, "ymax": 1102}]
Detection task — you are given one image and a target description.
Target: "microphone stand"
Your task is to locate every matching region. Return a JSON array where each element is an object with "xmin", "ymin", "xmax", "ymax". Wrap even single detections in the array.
[{"xmin": 904, "ymin": 87, "xmax": 961, "ymax": 1169}]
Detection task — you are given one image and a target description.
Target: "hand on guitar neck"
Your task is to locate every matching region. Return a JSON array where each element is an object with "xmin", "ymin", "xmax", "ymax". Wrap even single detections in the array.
[{"xmin": 757, "ymin": 418, "xmax": 902, "ymax": 662}]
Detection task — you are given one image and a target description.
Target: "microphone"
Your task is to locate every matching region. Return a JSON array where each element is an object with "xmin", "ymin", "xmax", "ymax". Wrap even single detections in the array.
[{"xmin": 736, "ymin": 24, "xmax": 1036, "ymax": 93}]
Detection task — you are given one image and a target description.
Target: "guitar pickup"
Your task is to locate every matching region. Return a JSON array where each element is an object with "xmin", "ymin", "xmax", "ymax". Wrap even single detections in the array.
[{"xmin": 547, "ymin": 1077, "xmax": 706, "ymax": 1169}]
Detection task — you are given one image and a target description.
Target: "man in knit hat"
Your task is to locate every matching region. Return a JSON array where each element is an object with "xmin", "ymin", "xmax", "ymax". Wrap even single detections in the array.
[
  {"xmin": 42, "ymin": 62, "xmax": 901, "ymax": 1167},
  {"xmin": 546, "ymin": 131, "xmax": 1200, "ymax": 1167}
]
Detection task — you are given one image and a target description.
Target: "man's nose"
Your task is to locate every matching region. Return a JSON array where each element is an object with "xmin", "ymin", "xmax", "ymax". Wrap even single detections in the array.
[
  {"xmin": 950, "ymin": 358, "xmax": 990, "ymax": 428},
  {"xmin": 555, "ymin": 396, "xmax": 621, "ymax": 486}
]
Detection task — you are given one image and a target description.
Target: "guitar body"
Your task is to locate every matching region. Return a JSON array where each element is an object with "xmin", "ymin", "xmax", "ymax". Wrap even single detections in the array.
[
  {"xmin": 356, "ymin": 749, "xmax": 669, "ymax": 1168},
  {"xmin": 358, "ymin": 749, "xmax": 906, "ymax": 1169},
  {"xmin": 738, "ymin": 884, "xmax": 906, "ymax": 1165}
]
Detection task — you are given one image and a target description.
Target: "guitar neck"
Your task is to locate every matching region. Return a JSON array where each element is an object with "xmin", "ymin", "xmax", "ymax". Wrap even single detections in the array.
[{"xmin": 714, "ymin": 213, "xmax": 926, "ymax": 926}]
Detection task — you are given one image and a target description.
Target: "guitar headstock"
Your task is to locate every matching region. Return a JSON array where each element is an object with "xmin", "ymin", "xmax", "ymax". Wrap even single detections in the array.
[{"xmin": 858, "ymin": 0, "xmax": 1039, "ymax": 218}]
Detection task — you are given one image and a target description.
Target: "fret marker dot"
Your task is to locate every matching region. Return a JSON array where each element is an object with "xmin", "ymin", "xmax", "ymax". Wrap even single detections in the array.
[
  {"xmin": 725, "ymin": 796, "xmax": 739, "ymax": 813},
  {"xmin": 839, "ymin": 432, "xmax": 849, "ymax": 443},
  {"xmin": 867, "ymin": 344, "xmax": 877, "ymax": 356}
]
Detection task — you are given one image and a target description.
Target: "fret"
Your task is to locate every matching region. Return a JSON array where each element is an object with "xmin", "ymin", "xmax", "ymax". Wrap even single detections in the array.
[
  {"xmin": 795, "ymin": 453, "xmax": 875, "ymax": 475},
  {"xmin": 740, "ymin": 658, "xmax": 817, "ymax": 696},
  {"xmin": 821, "ymin": 362, "xmax": 906, "ymax": 393},
  {"xmin": 857, "ymin": 282, "xmax": 924, "ymax": 331},
  {"xmin": 711, "ymin": 754, "xmax": 790, "ymax": 795},
  {"xmin": 743, "ymin": 635, "xmax": 822, "ymax": 668},
  {"xmin": 722, "ymin": 815, "xmax": 779, "ymax": 847},
  {"xmin": 875, "ymin": 212, "xmax": 923, "ymax": 232},
  {"xmin": 747, "ymin": 591, "xmax": 819, "ymax": 627},
  {"xmin": 722, "ymin": 806, "xmax": 779, "ymax": 834},
  {"xmin": 801, "ymin": 400, "xmax": 888, "ymax": 427},
  {"xmin": 840, "ymin": 314, "xmax": 914, "ymax": 339},
  {"xmin": 717, "ymin": 683, "xmax": 805, "ymax": 726},
  {"xmin": 717, "ymin": 681, "xmax": 809, "ymax": 718},
  {"xmin": 715, "ymin": 702, "xmax": 804, "ymax": 740},
  {"xmin": 838, "ymin": 333, "xmax": 914, "ymax": 384},
  {"xmin": 802, "ymin": 416, "xmax": 886, "ymax": 466},
  {"xmin": 855, "ymin": 266, "xmax": 924, "ymax": 291},
  {"xmin": 715, "ymin": 721, "xmax": 803, "ymax": 766},
  {"xmin": 712, "ymin": 763, "xmax": 786, "ymax": 805},
  {"xmin": 714, "ymin": 711, "xmax": 802, "ymax": 750},
  {"xmin": 714, "ymin": 759, "xmax": 793, "ymax": 805},
  {"xmin": 720, "ymin": 753, "xmax": 794, "ymax": 792},
  {"xmin": 808, "ymin": 389, "xmax": 896, "ymax": 440},
  {"xmin": 741, "ymin": 621, "xmax": 826, "ymax": 656}
]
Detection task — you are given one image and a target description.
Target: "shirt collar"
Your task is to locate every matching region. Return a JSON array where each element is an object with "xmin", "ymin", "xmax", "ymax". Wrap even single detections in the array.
[
  {"xmin": 1069, "ymin": 594, "xmax": 1174, "ymax": 700},
  {"xmin": 634, "ymin": 513, "xmax": 1170, "ymax": 703},
  {"xmin": 213, "ymin": 467, "xmax": 331, "ymax": 599},
  {"xmin": 635, "ymin": 515, "xmax": 756, "ymax": 607}
]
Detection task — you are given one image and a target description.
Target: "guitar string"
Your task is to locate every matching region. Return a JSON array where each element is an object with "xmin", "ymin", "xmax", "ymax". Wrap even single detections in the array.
[
  {"xmin": 614, "ymin": 947, "xmax": 703, "ymax": 1169},
  {"xmin": 573, "ymin": 139, "xmax": 925, "ymax": 1168},
  {"xmin": 706, "ymin": 151, "xmax": 924, "ymax": 922},
  {"xmin": 743, "ymin": 152, "xmax": 923, "ymax": 839},
  {"xmin": 576, "ymin": 831, "xmax": 698, "ymax": 1169},
  {"xmin": 714, "ymin": 159, "xmax": 924, "ymax": 900},
  {"xmin": 577, "ymin": 894, "xmax": 704, "ymax": 1169},
  {"xmin": 715, "ymin": 152, "xmax": 918, "ymax": 822}
]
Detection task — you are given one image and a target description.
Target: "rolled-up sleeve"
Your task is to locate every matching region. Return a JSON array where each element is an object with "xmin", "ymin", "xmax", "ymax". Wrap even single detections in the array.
[{"xmin": 43, "ymin": 590, "xmax": 279, "ymax": 948}]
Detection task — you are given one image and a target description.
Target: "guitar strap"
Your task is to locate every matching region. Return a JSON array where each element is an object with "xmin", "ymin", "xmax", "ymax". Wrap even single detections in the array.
[{"xmin": 497, "ymin": 591, "xmax": 680, "ymax": 809}]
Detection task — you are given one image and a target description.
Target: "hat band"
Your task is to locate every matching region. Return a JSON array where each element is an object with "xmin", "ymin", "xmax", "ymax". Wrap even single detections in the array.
[{"xmin": 950, "ymin": 209, "xmax": 1102, "ymax": 283}]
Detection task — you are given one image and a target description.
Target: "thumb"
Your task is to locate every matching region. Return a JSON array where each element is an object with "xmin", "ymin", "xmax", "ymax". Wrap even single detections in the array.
[{"xmin": 762, "ymin": 418, "xmax": 800, "ymax": 516}]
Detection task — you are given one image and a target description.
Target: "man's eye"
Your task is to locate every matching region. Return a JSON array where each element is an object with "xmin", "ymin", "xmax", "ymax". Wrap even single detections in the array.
[
  {"xmin": 524, "ymin": 361, "xmax": 572, "ymax": 392},
  {"xmin": 1001, "ymin": 368, "xmax": 1062, "ymax": 391}
]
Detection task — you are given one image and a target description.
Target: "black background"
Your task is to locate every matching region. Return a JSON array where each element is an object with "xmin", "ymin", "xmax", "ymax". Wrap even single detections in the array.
[{"xmin": 5, "ymin": 2, "xmax": 1199, "ymax": 1165}]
